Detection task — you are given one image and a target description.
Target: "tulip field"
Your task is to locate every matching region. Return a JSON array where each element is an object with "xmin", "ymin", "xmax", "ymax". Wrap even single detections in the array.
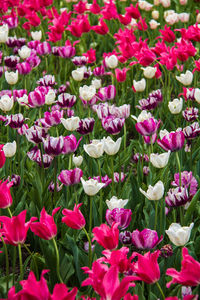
[{"xmin": 0, "ymin": 0, "xmax": 200, "ymax": 298}]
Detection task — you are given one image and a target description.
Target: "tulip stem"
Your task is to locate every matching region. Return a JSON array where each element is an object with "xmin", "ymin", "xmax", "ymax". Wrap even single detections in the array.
[
  {"xmin": 23, "ymin": 244, "xmax": 39, "ymax": 280},
  {"xmin": 52, "ymin": 238, "xmax": 63, "ymax": 283},
  {"xmin": 18, "ymin": 244, "xmax": 23, "ymax": 281},
  {"xmin": 1, "ymin": 237, "xmax": 9, "ymax": 293},
  {"xmin": 89, "ymin": 197, "xmax": 93, "ymax": 238},
  {"xmin": 98, "ymin": 160, "xmax": 103, "ymax": 223},
  {"xmin": 7, "ymin": 207, "xmax": 12, "ymax": 217},
  {"xmin": 12, "ymin": 246, "xmax": 17, "ymax": 286},
  {"xmin": 111, "ymin": 156, "xmax": 114, "ymax": 196},
  {"xmin": 82, "ymin": 227, "xmax": 92, "ymax": 268},
  {"xmin": 175, "ymin": 151, "xmax": 182, "ymax": 187},
  {"xmin": 54, "ymin": 157, "xmax": 57, "ymax": 204},
  {"xmin": 124, "ymin": 122, "xmax": 126, "ymax": 152},
  {"xmin": 154, "ymin": 201, "xmax": 158, "ymax": 231},
  {"xmin": 155, "ymin": 281, "xmax": 165, "ymax": 300}
]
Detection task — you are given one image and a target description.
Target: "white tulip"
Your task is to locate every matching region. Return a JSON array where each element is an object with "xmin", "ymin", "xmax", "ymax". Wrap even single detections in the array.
[
  {"xmin": 5, "ymin": 70, "xmax": 18, "ymax": 85},
  {"xmin": 31, "ymin": 30, "xmax": 42, "ymax": 41},
  {"xmin": 73, "ymin": 154, "xmax": 83, "ymax": 167},
  {"xmin": 84, "ymin": 140, "xmax": 104, "ymax": 158},
  {"xmin": 160, "ymin": 0, "xmax": 171, "ymax": 8},
  {"xmin": 168, "ymin": 98, "xmax": 183, "ymax": 114},
  {"xmin": 176, "ymin": 70, "xmax": 193, "ymax": 86},
  {"xmin": 0, "ymin": 95, "xmax": 14, "ymax": 112},
  {"xmin": 131, "ymin": 110, "xmax": 152, "ymax": 122},
  {"xmin": 81, "ymin": 178, "xmax": 105, "ymax": 196},
  {"xmin": 152, "ymin": 10, "xmax": 159, "ymax": 19},
  {"xmin": 105, "ymin": 55, "xmax": 118, "ymax": 69},
  {"xmin": 194, "ymin": 88, "xmax": 200, "ymax": 104},
  {"xmin": 18, "ymin": 46, "xmax": 31, "ymax": 59},
  {"xmin": 133, "ymin": 78, "xmax": 146, "ymax": 92},
  {"xmin": 102, "ymin": 136, "xmax": 121, "ymax": 156},
  {"xmin": 0, "ymin": 24, "xmax": 9, "ymax": 43},
  {"xmin": 150, "ymin": 151, "xmax": 171, "ymax": 168},
  {"xmin": 149, "ymin": 20, "xmax": 160, "ymax": 29},
  {"xmin": 165, "ymin": 223, "xmax": 194, "ymax": 246},
  {"xmin": 71, "ymin": 67, "xmax": 85, "ymax": 81},
  {"xmin": 91, "ymin": 78, "xmax": 101, "ymax": 89},
  {"xmin": 17, "ymin": 94, "xmax": 28, "ymax": 106},
  {"xmin": 3, "ymin": 141, "xmax": 17, "ymax": 157},
  {"xmin": 139, "ymin": 180, "xmax": 164, "ymax": 200},
  {"xmin": 79, "ymin": 85, "xmax": 96, "ymax": 101},
  {"xmin": 159, "ymin": 129, "xmax": 169, "ymax": 139},
  {"xmin": 141, "ymin": 66, "xmax": 156, "ymax": 79},
  {"xmin": 45, "ymin": 89, "xmax": 56, "ymax": 105},
  {"xmin": 61, "ymin": 116, "xmax": 80, "ymax": 131},
  {"xmin": 106, "ymin": 196, "xmax": 128, "ymax": 210}
]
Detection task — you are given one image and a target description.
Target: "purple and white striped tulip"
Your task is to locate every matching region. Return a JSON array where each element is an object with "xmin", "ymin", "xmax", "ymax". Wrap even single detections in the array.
[
  {"xmin": 62, "ymin": 134, "xmax": 82, "ymax": 154},
  {"xmin": 43, "ymin": 136, "xmax": 64, "ymax": 156},
  {"xmin": 44, "ymin": 110, "xmax": 63, "ymax": 127},
  {"xmin": 27, "ymin": 146, "xmax": 54, "ymax": 168},
  {"xmin": 132, "ymin": 229, "xmax": 163, "ymax": 249},
  {"xmin": 4, "ymin": 55, "xmax": 20, "ymax": 69},
  {"xmin": 77, "ymin": 118, "xmax": 95, "ymax": 135},
  {"xmin": 110, "ymin": 104, "xmax": 130, "ymax": 119},
  {"xmin": 37, "ymin": 75, "xmax": 56, "ymax": 87},
  {"xmin": 57, "ymin": 93, "xmax": 76, "ymax": 108},
  {"xmin": 25, "ymin": 125, "xmax": 48, "ymax": 144},
  {"xmin": 28, "ymin": 89, "xmax": 45, "ymax": 107},
  {"xmin": 101, "ymin": 115, "xmax": 125, "ymax": 135},
  {"xmin": 183, "ymin": 122, "xmax": 200, "ymax": 140},
  {"xmin": 165, "ymin": 187, "xmax": 189, "ymax": 207},
  {"xmin": 36, "ymin": 42, "xmax": 51, "ymax": 55},
  {"xmin": 26, "ymin": 54, "xmax": 41, "ymax": 68},
  {"xmin": 27, "ymin": 40, "xmax": 40, "ymax": 50},
  {"xmin": 135, "ymin": 117, "xmax": 160, "ymax": 136},
  {"xmin": 182, "ymin": 107, "xmax": 198, "ymax": 122},
  {"xmin": 5, "ymin": 113, "xmax": 24, "ymax": 129},
  {"xmin": 16, "ymin": 62, "xmax": 32, "ymax": 75},
  {"xmin": 58, "ymin": 46, "xmax": 75, "ymax": 58},
  {"xmin": 93, "ymin": 65, "xmax": 105, "ymax": 76},
  {"xmin": 98, "ymin": 85, "xmax": 116, "ymax": 101},
  {"xmin": 157, "ymin": 130, "xmax": 185, "ymax": 152},
  {"xmin": 72, "ymin": 56, "xmax": 88, "ymax": 66},
  {"xmin": 106, "ymin": 208, "xmax": 132, "ymax": 230},
  {"xmin": 58, "ymin": 168, "xmax": 83, "ymax": 186}
]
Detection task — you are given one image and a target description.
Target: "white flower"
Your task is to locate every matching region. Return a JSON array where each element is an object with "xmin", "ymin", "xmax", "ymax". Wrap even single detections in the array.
[
  {"xmin": 81, "ymin": 178, "xmax": 105, "ymax": 196},
  {"xmin": 45, "ymin": 89, "xmax": 56, "ymax": 105},
  {"xmin": 133, "ymin": 78, "xmax": 146, "ymax": 92},
  {"xmin": 84, "ymin": 140, "xmax": 104, "ymax": 158},
  {"xmin": 139, "ymin": 181, "xmax": 164, "ymax": 200},
  {"xmin": 159, "ymin": 129, "xmax": 169, "ymax": 139},
  {"xmin": 61, "ymin": 116, "xmax": 80, "ymax": 131},
  {"xmin": 105, "ymin": 55, "xmax": 118, "ymax": 69},
  {"xmin": 73, "ymin": 154, "xmax": 83, "ymax": 167},
  {"xmin": 160, "ymin": 0, "xmax": 171, "ymax": 8},
  {"xmin": 152, "ymin": 10, "xmax": 159, "ymax": 19},
  {"xmin": 168, "ymin": 98, "xmax": 183, "ymax": 114},
  {"xmin": 17, "ymin": 94, "xmax": 28, "ymax": 106},
  {"xmin": 102, "ymin": 136, "xmax": 121, "ymax": 156},
  {"xmin": 31, "ymin": 30, "xmax": 42, "ymax": 41},
  {"xmin": 106, "ymin": 196, "xmax": 129, "ymax": 210},
  {"xmin": 179, "ymin": 13, "xmax": 190, "ymax": 23},
  {"xmin": 0, "ymin": 24, "xmax": 9, "ymax": 43},
  {"xmin": 194, "ymin": 88, "xmax": 200, "ymax": 104},
  {"xmin": 18, "ymin": 46, "xmax": 31, "ymax": 59},
  {"xmin": 79, "ymin": 85, "xmax": 96, "ymax": 101},
  {"xmin": 0, "ymin": 95, "xmax": 14, "ymax": 112},
  {"xmin": 5, "ymin": 70, "xmax": 18, "ymax": 85},
  {"xmin": 150, "ymin": 151, "xmax": 171, "ymax": 168},
  {"xmin": 149, "ymin": 20, "xmax": 160, "ymax": 29},
  {"xmin": 71, "ymin": 67, "xmax": 85, "ymax": 81},
  {"xmin": 131, "ymin": 110, "xmax": 152, "ymax": 122},
  {"xmin": 165, "ymin": 223, "xmax": 194, "ymax": 246},
  {"xmin": 3, "ymin": 141, "xmax": 17, "ymax": 157},
  {"xmin": 176, "ymin": 70, "xmax": 193, "ymax": 86},
  {"xmin": 141, "ymin": 66, "xmax": 156, "ymax": 79},
  {"xmin": 91, "ymin": 78, "xmax": 101, "ymax": 89}
]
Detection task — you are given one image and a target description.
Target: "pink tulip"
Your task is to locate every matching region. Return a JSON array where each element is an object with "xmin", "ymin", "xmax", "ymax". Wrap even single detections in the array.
[
  {"xmin": 58, "ymin": 168, "xmax": 83, "ymax": 186},
  {"xmin": 115, "ymin": 68, "xmax": 129, "ymax": 82},
  {"xmin": 135, "ymin": 118, "xmax": 160, "ymax": 136},
  {"xmin": 157, "ymin": 130, "xmax": 185, "ymax": 151},
  {"xmin": 0, "ymin": 179, "xmax": 13, "ymax": 208},
  {"xmin": 0, "ymin": 145, "xmax": 6, "ymax": 168},
  {"xmin": 62, "ymin": 203, "xmax": 86, "ymax": 230},
  {"xmin": 92, "ymin": 222, "xmax": 119, "ymax": 250},
  {"xmin": 132, "ymin": 229, "xmax": 163, "ymax": 250}
]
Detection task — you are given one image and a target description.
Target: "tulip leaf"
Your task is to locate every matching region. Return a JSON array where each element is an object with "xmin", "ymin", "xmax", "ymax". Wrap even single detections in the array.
[{"xmin": 184, "ymin": 189, "xmax": 200, "ymax": 224}]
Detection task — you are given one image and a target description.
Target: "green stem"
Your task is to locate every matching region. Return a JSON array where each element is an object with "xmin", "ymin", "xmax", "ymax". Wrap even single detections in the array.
[
  {"xmin": 175, "ymin": 151, "xmax": 182, "ymax": 187},
  {"xmin": 89, "ymin": 197, "xmax": 93, "ymax": 239},
  {"xmin": 23, "ymin": 244, "xmax": 39, "ymax": 280},
  {"xmin": 54, "ymin": 157, "xmax": 57, "ymax": 204},
  {"xmin": 7, "ymin": 207, "xmax": 12, "ymax": 217},
  {"xmin": 12, "ymin": 246, "xmax": 17, "ymax": 286},
  {"xmin": 111, "ymin": 156, "xmax": 114, "ymax": 196},
  {"xmin": 82, "ymin": 227, "xmax": 92, "ymax": 268},
  {"xmin": 18, "ymin": 244, "xmax": 23, "ymax": 281},
  {"xmin": 154, "ymin": 201, "xmax": 158, "ymax": 230},
  {"xmin": 1, "ymin": 237, "xmax": 9, "ymax": 293},
  {"xmin": 155, "ymin": 281, "xmax": 165, "ymax": 300},
  {"xmin": 98, "ymin": 160, "xmax": 103, "ymax": 223},
  {"xmin": 52, "ymin": 238, "xmax": 63, "ymax": 283},
  {"xmin": 124, "ymin": 122, "xmax": 126, "ymax": 152}
]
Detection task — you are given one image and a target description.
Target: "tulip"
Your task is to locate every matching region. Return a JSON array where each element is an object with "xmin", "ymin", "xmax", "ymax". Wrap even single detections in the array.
[
  {"xmin": 106, "ymin": 196, "xmax": 128, "ymax": 210},
  {"xmin": 0, "ymin": 179, "xmax": 13, "ymax": 208},
  {"xmin": 71, "ymin": 67, "xmax": 85, "ymax": 81},
  {"xmin": 5, "ymin": 70, "xmax": 18, "ymax": 85},
  {"xmin": 62, "ymin": 203, "xmax": 86, "ymax": 230},
  {"xmin": 0, "ymin": 24, "xmax": 9, "ymax": 43},
  {"xmin": 84, "ymin": 140, "xmax": 104, "ymax": 158},
  {"xmin": 150, "ymin": 151, "xmax": 171, "ymax": 168},
  {"xmin": 57, "ymin": 93, "xmax": 76, "ymax": 108},
  {"xmin": 194, "ymin": 88, "xmax": 200, "ymax": 104},
  {"xmin": 91, "ymin": 78, "xmax": 101, "ymax": 89},
  {"xmin": 43, "ymin": 136, "xmax": 64, "ymax": 156},
  {"xmin": 31, "ymin": 30, "xmax": 42, "ymax": 41},
  {"xmin": 115, "ymin": 68, "xmax": 129, "ymax": 82},
  {"xmin": 176, "ymin": 70, "xmax": 193, "ymax": 86},
  {"xmin": 77, "ymin": 118, "xmax": 95, "ymax": 135},
  {"xmin": 166, "ymin": 247, "xmax": 200, "ymax": 288},
  {"xmin": 10, "ymin": 174, "xmax": 21, "ymax": 187},
  {"xmin": 119, "ymin": 231, "xmax": 132, "ymax": 245},
  {"xmin": 58, "ymin": 168, "xmax": 83, "ymax": 186},
  {"xmin": 149, "ymin": 20, "xmax": 160, "ymax": 30},
  {"xmin": 133, "ymin": 78, "xmax": 146, "ymax": 92},
  {"xmin": 81, "ymin": 178, "xmax": 105, "ymax": 196},
  {"xmin": 30, "ymin": 207, "xmax": 60, "ymax": 240},
  {"xmin": 141, "ymin": 66, "xmax": 157, "ymax": 79},
  {"xmin": 105, "ymin": 55, "xmax": 118, "ymax": 69},
  {"xmin": 3, "ymin": 141, "xmax": 17, "ymax": 157},
  {"xmin": 157, "ymin": 130, "xmax": 185, "ymax": 152},
  {"xmin": 45, "ymin": 89, "xmax": 56, "ymax": 105},
  {"xmin": 168, "ymin": 98, "xmax": 183, "ymax": 114},
  {"xmin": 182, "ymin": 107, "xmax": 198, "ymax": 122},
  {"xmin": 17, "ymin": 94, "xmax": 29, "ymax": 106},
  {"xmin": 132, "ymin": 229, "xmax": 163, "ymax": 249},
  {"xmin": 165, "ymin": 223, "xmax": 194, "ymax": 246},
  {"xmin": 160, "ymin": 0, "xmax": 171, "ymax": 7},
  {"xmin": 102, "ymin": 136, "xmax": 121, "ymax": 155},
  {"xmin": 62, "ymin": 134, "xmax": 82, "ymax": 154},
  {"xmin": 165, "ymin": 187, "xmax": 189, "ymax": 207},
  {"xmin": 44, "ymin": 110, "xmax": 63, "ymax": 127},
  {"xmin": 5, "ymin": 113, "xmax": 24, "ymax": 129},
  {"xmin": 0, "ymin": 145, "xmax": 6, "ymax": 168},
  {"xmin": 79, "ymin": 85, "xmax": 96, "ymax": 101},
  {"xmin": 26, "ymin": 126, "xmax": 47, "ymax": 144},
  {"xmin": 61, "ymin": 116, "xmax": 80, "ymax": 131},
  {"xmin": 18, "ymin": 45, "xmax": 31, "ymax": 59},
  {"xmin": 139, "ymin": 181, "xmax": 164, "ymax": 200},
  {"xmin": 36, "ymin": 42, "xmax": 51, "ymax": 55},
  {"xmin": 101, "ymin": 116, "xmax": 125, "ymax": 135},
  {"xmin": 92, "ymin": 222, "xmax": 119, "ymax": 249},
  {"xmin": 0, "ymin": 95, "xmax": 14, "ymax": 112},
  {"xmin": 72, "ymin": 155, "xmax": 83, "ymax": 167},
  {"xmin": 106, "ymin": 208, "xmax": 132, "ymax": 230},
  {"xmin": 4, "ymin": 55, "xmax": 20, "ymax": 69},
  {"xmin": 152, "ymin": 10, "xmax": 159, "ymax": 19},
  {"xmin": 72, "ymin": 56, "xmax": 88, "ymax": 66},
  {"xmin": 28, "ymin": 89, "xmax": 45, "ymax": 107},
  {"xmin": 37, "ymin": 75, "xmax": 56, "ymax": 87},
  {"xmin": 98, "ymin": 85, "xmax": 116, "ymax": 101}
]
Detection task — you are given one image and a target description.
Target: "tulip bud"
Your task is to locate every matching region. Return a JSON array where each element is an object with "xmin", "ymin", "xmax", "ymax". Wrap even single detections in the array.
[
  {"xmin": 18, "ymin": 46, "xmax": 31, "ymax": 59},
  {"xmin": 31, "ymin": 31, "xmax": 42, "ymax": 41},
  {"xmin": 105, "ymin": 55, "xmax": 118, "ymax": 69},
  {"xmin": 168, "ymin": 98, "xmax": 183, "ymax": 114},
  {"xmin": 165, "ymin": 223, "xmax": 194, "ymax": 246},
  {"xmin": 141, "ymin": 66, "xmax": 157, "ymax": 79},
  {"xmin": 3, "ymin": 141, "xmax": 17, "ymax": 157},
  {"xmin": 150, "ymin": 151, "xmax": 171, "ymax": 168},
  {"xmin": 73, "ymin": 154, "xmax": 83, "ymax": 167},
  {"xmin": 0, "ymin": 95, "xmax": 14, "ymax": 112},
  {"xmin": 133, "ymin": 78, "xmax": 146, "ymax": 92}
]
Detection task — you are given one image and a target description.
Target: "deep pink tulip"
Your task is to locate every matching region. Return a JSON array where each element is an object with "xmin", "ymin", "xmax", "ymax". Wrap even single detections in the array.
[
  {"xmin": 58, "ymin": 168, "xmax": 83, "ymax": 186},
  {"xmin": 51, "ymin": 283, "xmax": 77, "ymax": 300},
  {"xmin": 0, "ymin": 210, "xmax": 37, "ymax": 246},
  {"xmin": 159, "ymin": 25, "xmax": 176, "ymax": 43},
  {"xmin": 98, "ymin": 85, "xmax": 116, "ymax": 101},
  {"xmin": 106, "ymin": 208, "xmax": 132, "ymax": 230},
  {"xmin": 30, "ymin": 207, "xmax": 60, "ymax": 240},
  {"xmin": 157, "ymin": 130, "xmax": 185, "ymax": 152},
  {"xmin": 62, "ymin": 203, "xmax": 86, "ymax": 230},
  {"xmin": 36, "ymin": 42, "xmax": 51, "ymax": 55},
  {"xmin": 115, "ymin": 68, "xmax": 129, "ymax": 82},
  {"xmin": 166, "ymin": 247, "xmax": 200, "ymax": 288},
  {"xmin": 0, "ymin": 145, "xmax": 6, "ymax": 168},
  {"xmin": 132, "ymin": 229, "xmax": 163, "ymax": 250},
  {"xmin": 62, "ymin": 134, "xmax": 82, "ymax": 154},
  {"xmin": 0, "ymin": 179, "xmax": 13, "ymax": 209},
  {"xmin": 92, "ymin": 222, "xmax": 119, "ymax": 250},
  {"xmin": 28, "ymin": 89, "xmax": 45, "ymax": 107},
  {"xmin": 135, "ymin": 118, "xmax": 160, "ymax": 136},
  {"xmin": 44, "ymin": 110, "xmax": 63, "ymax": 127},
  {"xmin": 130, "ymin": 250, "xmax": 160, "ymax": 284},
  {"xmin": 102, "ymin": 247, "xmax": 130, "ymax": 273},
  {"xmin": 16, "ymin": 62, "xmax": 32, "ymax": 74}
]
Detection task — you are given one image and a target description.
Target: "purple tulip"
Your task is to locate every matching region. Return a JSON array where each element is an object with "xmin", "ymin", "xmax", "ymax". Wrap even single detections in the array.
[
  {"xmin": 106, "ymin": 208, "xmax": 132, "ymax": 230},
  {"xmin": 165, "ymin": 187, "xmax": 189, "ymax": 207},
  {"xmin": 26, "ymin": 54, "xmax": 41, "ymax": 68},
  {"xmin": 98, "ymin": 85, "xmax": 116, "ymax": 101},
  {"xmin": 72, "ymin": 56, "xmax": 88, "ymax": 66},
  {"xmin": 172, "ymin": 171, "xmax": 198, "ymax": 198},
  {"xmin": 4, "ymin": 55, "xmax": 20, "ymax": 69},
  {"xmin": 44, "ymin": 110, "xmax": 63, "ymax": 127},
  {"xmin": 136, "ymin": 89, "xmax": 163, "ymax": 111},
  {"xmin": 13, "ymin": 89, "xmax": 27, "ymax": 101},
  {"xmin": 5, "ymin": 114, "xmax": 24, "ymax": 129},
  {"xmin": 57, "ymin": 46, "xmax": 75, "ymax": 58},
  {"xmin": 62, "ymin": 134, "xmax": 82, "ymax": 154},
  {"xmin": 37, "ymin": 75, "xmax": 56, "ymax": 87},
  {"xmin": 57, "ymin": 93, "xmax": 76, "ymax": 108},
  {"xmin": 77, "ymin": 118, "xmax": 95, "ymax": 135},
  {"xmin": 119, "ymin": 231, "xmax": 132, "ymax": 245},
  {"xmin": 93, "ymin": 65, "xmax": 105, "ymax": 76},
  {"xmin": 157, "ymin": 130, "xmax": 185, "ymax": 152},
  {"xmin": 93, "ymin": 103, "xmax": 111, "ymax": 120},
  {"xmin": 135, "ymin": 118, "xmax": 160, "ymax": 136},
  {"xmin": 27, "ymin": 146, "xmax": 54, "ymax": 168},
  {"xmin": 36, "ymin": 42, "xmax": 51, "ymax": 55},
  {"xmin": 132, "ymin": 229, "xmax": 163, "ymax": 250},
  {"xmin": 16, "ymin": 38, "xmax": 26, "ymax": 48},
  {"xmin": 16, "ymin": 62, "xmax": 32, "ymax": 74},
  {"xmin": 182, "ymin": 107, "xmax": 198, "ymax": 122},
  {"xmin": 27, "ymin": 40, "xmax": 40, "ymax": 50},
  {"xmin": 28, "ymin": 89, "xmax": 45, "ymax": 107},
  {"xmin": 89, "ymin": 175, "xmax": 112, "ymax": 187},
  {"xmin": 43, "ymin": 136, "xmax": 64, "ymax": 156},
  {"xmin": 6, "ymin": 36, "xmax": 18, "ymax": 48},
  {"xmin": 183, "ymin": 122, "xmax": 200, "ymax": 140},
  {"xmin": 25, "ymin": 125, "xmax": 48, "ymax": 144},
  {"xmin": 58, "ymin": 168, "xmax": 83, "ymax": 186},
  {"xmin": 160, "ymin": 244, "xmax": 173, "ymax": 258},
  {"xmin": 10, "ymin": 174, "xmax": 21, "ymax": 187},
  {"xmin": 101, "ymin": 115, "xmax": 125, "ymax": 135}
]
